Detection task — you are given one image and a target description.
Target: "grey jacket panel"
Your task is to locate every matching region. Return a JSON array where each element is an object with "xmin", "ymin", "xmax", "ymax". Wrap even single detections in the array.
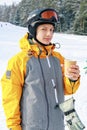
[{"xmin": 21, "ymin": 56, "xmax": 64, "ymax": 130}]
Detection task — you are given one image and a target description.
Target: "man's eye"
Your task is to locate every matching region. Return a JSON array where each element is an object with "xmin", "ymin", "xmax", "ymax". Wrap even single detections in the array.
[{"xmin": 51, "ymin": 29, "xmax": 54, "ymax": 32}]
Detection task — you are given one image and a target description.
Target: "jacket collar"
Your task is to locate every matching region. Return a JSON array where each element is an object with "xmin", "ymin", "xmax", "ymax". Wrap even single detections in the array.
[{"xmin": 19, "ymin": 33, "xmax": 55, "ymax": 57}]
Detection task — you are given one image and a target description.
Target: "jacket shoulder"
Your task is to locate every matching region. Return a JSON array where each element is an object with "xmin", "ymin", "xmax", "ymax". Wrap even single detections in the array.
[
  {"xmin": 8, "ymin": 51, "xmax": 29, "ymax": 67},
  {"xmin": 5, "ymin": 51, "xmax": 29, "ymax": 80},
  {"xmin": 52, "ymin": 51, "xmax": 64, "ymax": 64}
]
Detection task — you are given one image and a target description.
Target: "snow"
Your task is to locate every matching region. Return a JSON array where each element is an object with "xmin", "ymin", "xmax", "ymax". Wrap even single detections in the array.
[
  {"xmin": 0, "ymin": 22, "xmax": 87, "ymax": 130},
  {"xmin": 0, "ymin": 0, "xmax": 21, "ymax": 5}
]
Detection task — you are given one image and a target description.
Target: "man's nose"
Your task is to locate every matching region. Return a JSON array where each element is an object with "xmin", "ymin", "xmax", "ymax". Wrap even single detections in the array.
[{"xmin": 46, "ymin": 30, "xmax": 52, "ymax": 36}]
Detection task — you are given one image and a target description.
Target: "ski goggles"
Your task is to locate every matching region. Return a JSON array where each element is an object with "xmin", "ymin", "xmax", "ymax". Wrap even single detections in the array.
[{"xmin": 40, "ymin": 9, "xmax": 58, "ymax": 22}]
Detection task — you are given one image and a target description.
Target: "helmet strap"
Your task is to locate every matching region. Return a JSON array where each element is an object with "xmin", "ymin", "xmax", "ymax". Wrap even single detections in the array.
[{"xmin": 34, "ymin": 36, "xmax": 51, "ymax": 46}]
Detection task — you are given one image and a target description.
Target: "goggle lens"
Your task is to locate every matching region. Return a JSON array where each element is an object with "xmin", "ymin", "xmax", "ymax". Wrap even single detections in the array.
[{"xmin": 41, "ymin": 10, "xmax": 58, "ymax": 21}]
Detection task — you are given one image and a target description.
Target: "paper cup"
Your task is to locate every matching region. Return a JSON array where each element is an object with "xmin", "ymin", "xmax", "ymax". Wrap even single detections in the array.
[{"xmin": 64, "ymin": 59, "xmax": 77, "ymax": 77}]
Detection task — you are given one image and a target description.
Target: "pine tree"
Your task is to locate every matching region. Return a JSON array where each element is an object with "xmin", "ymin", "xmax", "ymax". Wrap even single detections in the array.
[{"xmin": 74, "ymin": 0, "xmax": 87, "ymax": 34}]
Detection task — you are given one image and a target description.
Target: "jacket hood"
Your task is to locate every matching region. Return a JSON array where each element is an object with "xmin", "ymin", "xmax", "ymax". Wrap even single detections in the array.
[{"xmin": 19, "ymin": 33, "xmax": 55, "ymax": 57}]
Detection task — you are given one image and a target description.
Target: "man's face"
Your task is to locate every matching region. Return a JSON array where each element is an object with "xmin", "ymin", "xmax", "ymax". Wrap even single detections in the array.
[{"xmin": 36, "ymin": 24, "xmax": 54, "ymax": 45}]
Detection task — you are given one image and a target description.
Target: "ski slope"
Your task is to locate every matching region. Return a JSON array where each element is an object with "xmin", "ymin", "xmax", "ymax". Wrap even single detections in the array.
[{"xmin": 0, "ymin": 22, "xmax": 87, "ymax": 130}]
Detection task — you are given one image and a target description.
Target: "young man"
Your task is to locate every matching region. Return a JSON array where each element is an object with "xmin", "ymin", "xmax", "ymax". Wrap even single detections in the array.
[{"xmin": 1, "ymin": 8, "xmax": 80, "ymax": 130}]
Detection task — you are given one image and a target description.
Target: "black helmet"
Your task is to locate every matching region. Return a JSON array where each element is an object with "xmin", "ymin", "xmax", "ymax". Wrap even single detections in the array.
[{"xmin": 27, "ymin": 8, "xmax": 59, "ymax": 40}]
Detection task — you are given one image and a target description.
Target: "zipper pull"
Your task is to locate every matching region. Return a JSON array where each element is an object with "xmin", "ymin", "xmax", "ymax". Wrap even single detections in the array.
[{"xmin": 51, "ymin": 79, "xmax": 59, "ymax": 108}]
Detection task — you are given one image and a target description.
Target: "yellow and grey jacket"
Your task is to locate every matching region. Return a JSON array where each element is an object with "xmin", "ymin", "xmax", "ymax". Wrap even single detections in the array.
[{"xmin": 1, "ymin": 33, "xmax": 80, "ymax": 130}]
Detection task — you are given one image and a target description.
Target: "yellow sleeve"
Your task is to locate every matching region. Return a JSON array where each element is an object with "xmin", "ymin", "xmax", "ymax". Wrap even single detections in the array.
[
  {"xmin": 64, "ymin": 76, "xmax": 80, "ymax": 95},
  {"xmin": 9, "ymin": 125, "xmax": 22, "ymax": 130},
  {"xmin": 1, "ymin": 54, "xmax": 25, "ymax": 130}
]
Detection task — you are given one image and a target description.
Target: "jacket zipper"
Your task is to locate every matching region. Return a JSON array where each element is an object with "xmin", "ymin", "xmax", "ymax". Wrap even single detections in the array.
[{"xmin": 38, "ymin": 57, "xmax": 49, "ymax": 130}]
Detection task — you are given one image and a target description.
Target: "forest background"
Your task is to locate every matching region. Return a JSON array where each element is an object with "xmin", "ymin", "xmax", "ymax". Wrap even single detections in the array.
[{"xmin": 0, "ymin": 0, "xmax": 87, "ymax": 35}]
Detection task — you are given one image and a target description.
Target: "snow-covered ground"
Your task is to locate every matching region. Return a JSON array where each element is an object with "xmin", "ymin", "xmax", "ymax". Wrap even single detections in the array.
[{"xmin": 0, "ymin": 22, "xmax": 87, "ymax": 130}]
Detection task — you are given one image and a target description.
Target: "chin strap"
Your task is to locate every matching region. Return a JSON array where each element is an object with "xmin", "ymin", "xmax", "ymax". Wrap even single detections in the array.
[{"xmin": 34, "ymin": 36, "xmax": 51, "ymax": 46}]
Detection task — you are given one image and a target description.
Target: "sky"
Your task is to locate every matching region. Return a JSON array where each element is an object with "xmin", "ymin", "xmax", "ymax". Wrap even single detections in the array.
[
  {"xmin": 0, "ymin": 22, "xmax": 87, "ymax": 130},
  {"xmin": 0, "ymin": 0, "xmax": 21, "ymax": 5}
]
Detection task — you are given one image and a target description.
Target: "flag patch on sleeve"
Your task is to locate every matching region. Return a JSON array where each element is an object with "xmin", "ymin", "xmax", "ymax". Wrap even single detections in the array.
[{"xmin": 6, "ymin": 70, "xmax": 11, "ymax": 79}]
